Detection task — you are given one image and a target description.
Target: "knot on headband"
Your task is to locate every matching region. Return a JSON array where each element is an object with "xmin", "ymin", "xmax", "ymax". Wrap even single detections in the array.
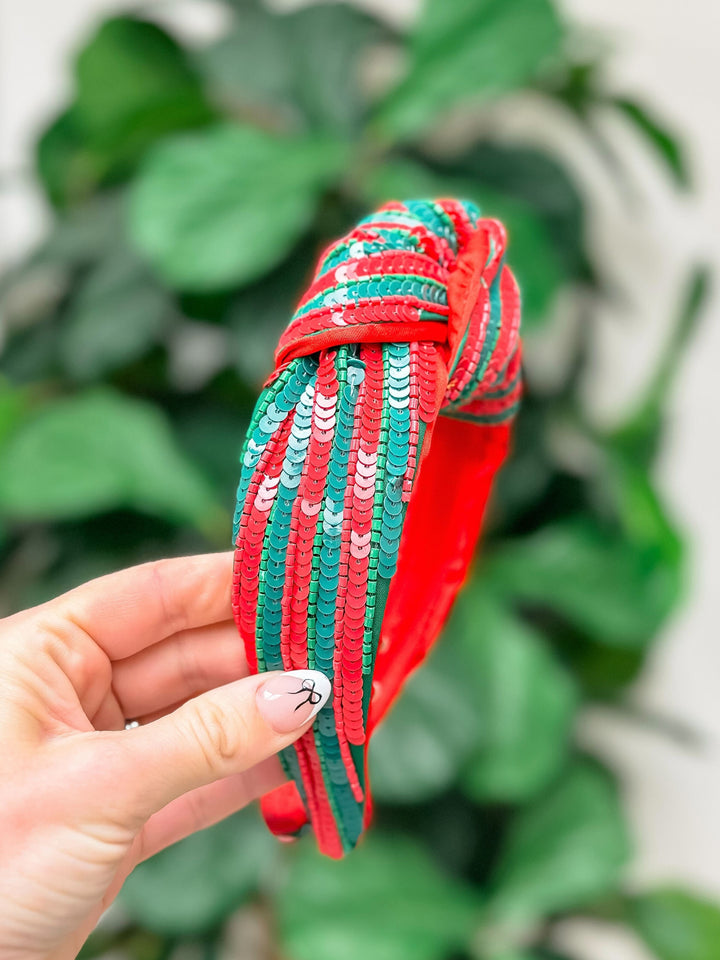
[
  {"xmin": 275, "ymin": 199, "xmax": 521, "ymax": 422},
  {"xmin": 232, "ymin": 199, "xmax": 522, "ymax": 858}
]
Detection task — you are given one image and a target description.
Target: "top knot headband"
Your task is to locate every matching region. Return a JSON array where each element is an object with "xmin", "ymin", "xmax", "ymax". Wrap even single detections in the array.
[{"xmin": 231, "ymin": 198, "xmax": 521, "ymax": 858}]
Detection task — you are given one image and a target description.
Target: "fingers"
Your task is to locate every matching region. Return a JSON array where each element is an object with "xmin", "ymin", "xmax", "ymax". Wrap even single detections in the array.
[
  {"xmin": 91, "ymin": 688, "xmax": 125, "ymax": 730},
  {"xmin": 111, "ymin": 621, "xmax": 247, "ymax": 722},
  {"xmin": 136, "ymin": 758, "xmax": 286, "ymax": 862},
  {"xmin": 105, "ymin": 669, "xmax": 331, "ymax": 823},
  {"xmin": 53, "ymin": 552, "xmax": 234, "ymax": 660}
]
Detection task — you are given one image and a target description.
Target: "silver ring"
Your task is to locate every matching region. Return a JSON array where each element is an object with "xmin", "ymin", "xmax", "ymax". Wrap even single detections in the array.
[{"xmin": 124, "ymin": 719, "xmax": 140, "ymax": 730}]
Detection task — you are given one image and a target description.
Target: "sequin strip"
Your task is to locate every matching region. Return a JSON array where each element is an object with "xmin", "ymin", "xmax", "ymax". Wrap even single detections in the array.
[{"xmin": 232, "ymin": 199, "xmax": 522, "ymax": 856}]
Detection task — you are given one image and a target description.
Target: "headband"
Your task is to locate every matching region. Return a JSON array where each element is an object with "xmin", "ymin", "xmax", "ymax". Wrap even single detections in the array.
[{"xmin": 231, "ymin": 199, "xmax": 521, "ymax": 858}]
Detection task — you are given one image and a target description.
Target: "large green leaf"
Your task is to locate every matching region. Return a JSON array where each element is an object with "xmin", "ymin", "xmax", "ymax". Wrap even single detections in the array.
[
  {"xmin": 278, "ymin": 833, "xmax": 479, "ymax": 960},
  {"xmin": 555, "ymin": 640, "xmax": 645, "ymax": 699},
  {"xmin": 279, "ymin": 4, "xmax": 388, "ymax": 135},
  {"xmin": 613, "ymin": 97, "xmax": 689, "ymax": 189},
  {"xmin": 130, "ymin": 124, "xmax": 348, "ymax": 291},
  {"xmin": 73, "ymin": 17, "xmax": 212, "ymax": 150},
  {"xmin": 0, "ymin": 382, "xmax": 27, "ymax": 452},
  {"xmin": 0, "ymin": 196, "xmax": 134, "ymax": 388},
  {"xmin": 490, "ymin": 954, "xmax": 534, "ymax": 960},
  {"xmin": 610, "ymin": 266, "xmax": 710, "ymax": 468},
  {"xmin": 455, "ymin": 587, "xmax": 577, "ymax": 802},
  {"xmin": 369, "ymin": 635, "xmax": 484, "ymax": 803},
  {"xmin": 121, "ymin": 808, "xmax": 276, "ymax": 935},
  {"xmin": 363, "ymin": 159, "xmax": 564, "ymax": 327},
  {"xmin": 173, "ymin": 400, "xmax": 251, "ymax": 508},
  {"xmin": 198, "ymin": 3, "xmax": 387, "ymax": 135},
  {"xmin": 226, "ymin": 246, "xmax": 316, "ymax": 388},
  {"xmin": 374, "ymin": 0, "xmax": 563, "ymax": 140},
  {"xmin": 195, "ymin": 4, "xmax": 292, "ymax": 116},
  {"xmin": 604, "ymin": 458, "xmax": 682, "ymax": 564},
  {"xmin": 485, "ymin": 517, "xmax": 682, "ymax": 647},
  {"xmin": 36, "ymin": 109, "xmax": 111, "ymax": 209},
  {"xmin": 36, "ymin": 17, "xmax": 213, "ymax": 207},
  {"xmin": 78, "ymin": 927, "xmax": 166, "ymax": 960},
  {"xmin": 489, "ymin": 763, "xmax": 631, "ymax": 923},
  {"xmin": 485, "ymin": 398, "xmax": 554, "ymax": 527},
  {"xmin": 489, "ymin": 953, "xmax": 536, "ymax": 960},
  {"xmin": 489, "ymin": 953, "xmax": 573, "ymax": 960},
  {"xmin": 39, "ymin": 193, "xmax": 126, "ymax": 268},
  {"xmin": 0, "ymin": 389, "xmax": 222, "ymax": 532},
  {"xmin": 548, "ymin": 63, "xmax": 691, "ymax": 200},
  {"xmin": 628, "ymin": 888, "xmax": 720, "ymax": 960},
  {"xmin": 444, "ymin": 142, "xmax": 591, "ymax": 281},
  {"xmin": 60, "ymin": 248, "xmax": 172, "ymax": 379},
  {"xmin": 1, "ymin": 192, "xmax": 126, "ymax": 313}
]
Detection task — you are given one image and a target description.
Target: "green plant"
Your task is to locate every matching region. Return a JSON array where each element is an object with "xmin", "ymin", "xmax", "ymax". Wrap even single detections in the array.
[{"xmin": 0, "ymin": 1, "xmax": 714, "ymax": 957}]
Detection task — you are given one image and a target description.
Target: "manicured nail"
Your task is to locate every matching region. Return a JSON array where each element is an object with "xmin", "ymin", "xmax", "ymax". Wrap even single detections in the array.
[{"xmin": 257, "ymin": 670, "xmax": 332, "ymax": 734}]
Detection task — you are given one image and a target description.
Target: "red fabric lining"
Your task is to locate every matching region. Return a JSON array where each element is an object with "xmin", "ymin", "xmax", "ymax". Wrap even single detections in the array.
[{"xmin": 276, "ymin": 320, "xmax": 449, "ymax": 366}]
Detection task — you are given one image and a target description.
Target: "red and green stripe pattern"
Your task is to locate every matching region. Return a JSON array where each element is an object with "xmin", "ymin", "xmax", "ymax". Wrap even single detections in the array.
[{"xmin": 232, "ymin": 199, "xmax": 521, "ymax": 856}]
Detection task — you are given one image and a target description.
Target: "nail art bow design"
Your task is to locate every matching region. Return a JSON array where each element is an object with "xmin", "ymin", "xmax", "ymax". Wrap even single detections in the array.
[
  {"xmin": 291, "ymin": 676, "xmax": 324, "ymax": 711},
  {"xmin": 232, "ymin": 199, "xmax": 522, "ymax": 858}
]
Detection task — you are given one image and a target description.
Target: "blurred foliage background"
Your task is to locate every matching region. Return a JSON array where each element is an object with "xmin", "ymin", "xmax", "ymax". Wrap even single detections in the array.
[{"xmin": 0, "ymin": 0, "xmax": 717, "ymax": 957}]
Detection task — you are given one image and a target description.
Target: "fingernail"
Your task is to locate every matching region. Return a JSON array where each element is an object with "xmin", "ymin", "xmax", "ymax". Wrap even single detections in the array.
[{"xmin": 257, "ymin": 670, "xmax": 332, "ymax": 734}]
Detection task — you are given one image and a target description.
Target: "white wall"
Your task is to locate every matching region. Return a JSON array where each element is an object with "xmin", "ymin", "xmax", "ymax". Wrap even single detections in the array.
[
  {"xmin": 1, "ymin": 2, "xmax": 719, "ymax": 957},
  {"xmin": 552, "ymin": 2, "xmax": 720, "ymax": 955}
]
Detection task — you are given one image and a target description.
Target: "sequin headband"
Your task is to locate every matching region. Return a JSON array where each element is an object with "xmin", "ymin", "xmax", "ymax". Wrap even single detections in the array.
[{"xmin": 231, "ymin": 198, "xmax": 521, "ymax": 857}]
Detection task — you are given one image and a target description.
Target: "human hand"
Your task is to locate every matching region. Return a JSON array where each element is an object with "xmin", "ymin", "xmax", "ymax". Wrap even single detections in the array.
[{"xmin": 0, "ymin": 552, "xmax": 330, "ymax": 960}]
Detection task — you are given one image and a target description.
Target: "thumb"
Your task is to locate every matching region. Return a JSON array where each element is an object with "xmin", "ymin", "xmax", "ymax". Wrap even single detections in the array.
[{"xmin": 109, "ymin": 669, "xmax": 330, "ymax": 822}]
